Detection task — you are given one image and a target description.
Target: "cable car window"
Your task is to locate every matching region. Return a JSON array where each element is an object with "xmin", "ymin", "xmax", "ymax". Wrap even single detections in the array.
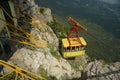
[
  {"xmin": 81, "ymin": 47, "xmax": 85, "ymax": 50},
  {"xmin": 67, "ymin": 47, "xmax": 70, "ymax": 52},
  {"xmin": 64, "ymin": 48, "xmax": 67, "ymax": 52},
  {"xmin": 76, "ymin": 46, "xmax": 79, "ymax": 51},
  {"xmin": 72, "ymin": 47, "xmax": 75, "ymax": 52}
]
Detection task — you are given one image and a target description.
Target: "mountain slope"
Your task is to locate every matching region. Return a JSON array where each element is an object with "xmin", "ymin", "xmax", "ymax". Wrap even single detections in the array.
[{"xmin": 36, "ymin": 0, "xmax": 120, "ymax": 38}]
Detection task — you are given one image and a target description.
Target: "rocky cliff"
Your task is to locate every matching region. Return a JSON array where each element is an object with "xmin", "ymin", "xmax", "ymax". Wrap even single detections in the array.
[
  {"xmin": 8, "ymin": 0, "xmax": 120, "ymax": 80},
  {"xmin": 82, "ymin": 60, "xmax": 120, "ymax": 80},
  {"xmin": 9, "ymin": 0, "xmax": 79, "ymax": 79}
]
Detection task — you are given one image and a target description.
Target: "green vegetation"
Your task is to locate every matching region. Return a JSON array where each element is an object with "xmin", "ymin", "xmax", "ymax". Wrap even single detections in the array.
[
  {"xmin": 1, "ymin": 72, "xmax": 17, "ymax": 79},
  {"xmin": 39, "ymin": 66, "xmax": 48, "ymax": 79},
  {"xmin": 40, "ymin": 8, "xmax": 45, "ymax": 14},
  {"xmin": 50, "ymin": 48, "xmax": 60, "ymax": 59},
  {"xmin": 47, "ymin": 16, "xmax": 69, "ymax": 59},
  {"xmin": 68, "ymin": 59, "xmax": 80, "ymax": 70},
  {"xmin": 47, "ymin": 16, "xmax": 67, "ymax": 39},
  {"xmin": 74, "ymin": 18, "xmax": 120, "ymax": 62},
  {"xmin": 39, "ymin": 65, "xmax": 57, "ymax": 80}
]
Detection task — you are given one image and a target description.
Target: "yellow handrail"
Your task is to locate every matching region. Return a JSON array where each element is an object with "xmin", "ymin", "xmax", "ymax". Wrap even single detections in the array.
[
  {"xmin": 0, "ymin": 17, "xmax": 47, "ymax": 48},
  {"xmin": 0, "ymin": 4, "xmax": 47, "ymax": 48},
  {"xmin": 0, "ymin": 60, "xmax": 46, "ymax": 80}
]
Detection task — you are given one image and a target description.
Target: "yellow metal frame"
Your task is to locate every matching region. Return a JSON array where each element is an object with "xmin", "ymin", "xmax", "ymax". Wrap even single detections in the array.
[
  {"xmin": 0, "ymin": 17, "xmax": 47, "ymax": 48},
  {"xmin": 0, "ymin": 5, "xmax": 47, "ymax": 48},
  {"xmin": 0, "ymin": 60, "xmax": 46, "ymax": 80}
]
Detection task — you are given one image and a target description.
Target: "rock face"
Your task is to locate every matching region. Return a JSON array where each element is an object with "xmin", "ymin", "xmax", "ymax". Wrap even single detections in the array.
[
  {"xmin": 17, "ymin": 0, "xmax": 58, "ymax": 49},
  {"xmin": 30, "ymin": 16, "xmax": 58, "ymax": 50},
  {"xmin": 42, "ymin": 8, "xmax": 53, "ymax": 22},
  {"xmin": 18, "ymin": 0, "xmax": 39, "ymax": 15},
  {"xmin": 9, "ymin": 0, "xmax": 74, "ymax": 79},
  {"xmin": 9, "ymin": 48, "xmax": 74, "ymax": 79},
  {"xmin": 82, "ymin": 60, "xmax": 120, "ymax": 80}
]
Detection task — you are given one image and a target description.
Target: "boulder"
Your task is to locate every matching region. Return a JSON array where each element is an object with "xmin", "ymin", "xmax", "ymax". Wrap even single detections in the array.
[
  {"xmin": 9, "ymin": 47, "xmax": 74, "ymax": 80},
  {"xmin": 83, "ymin": 60, "xmax": 120, "ymax": 80},
  {"xmin": 43, "ymin": 8, "xmax": 53, "ymax": 22}
]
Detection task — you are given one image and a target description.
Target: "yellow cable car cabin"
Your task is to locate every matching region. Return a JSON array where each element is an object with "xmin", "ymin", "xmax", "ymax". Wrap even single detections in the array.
[
  {"xmin": 61, "ymin": 17, "xmax": 87, "ymax": 58},
  {"xmin": 62, "ymin": 37, "xmax": 87, "ymax": 58}
]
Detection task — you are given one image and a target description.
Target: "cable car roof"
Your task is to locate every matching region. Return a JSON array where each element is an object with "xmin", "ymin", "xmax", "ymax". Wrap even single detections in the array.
[{"xmin": 62, "ymin": 37, "xmax": 87, "ymax": 48}]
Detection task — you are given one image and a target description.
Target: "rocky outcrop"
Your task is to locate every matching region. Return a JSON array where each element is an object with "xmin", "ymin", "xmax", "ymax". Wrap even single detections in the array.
[
  {"xmin": 9, "ymin": 48, "xmax": 75, "ymax": 80},
  {"xmin": 42, "ymin": 8, "xmax": 53, "ymax": 22},
  {"xmin": 9, "ymin": 0, "xmax": 73, "ymax": 79},
  {"xmin": 18, "ymin": 0, "xmax": 39, "ymax": 16},
  {"xmin": 82, "ymin": 60, "xmax": 120, "ymax": 80},
  {"xmin": 16, "ymin": 0, "xmax": 58, "ymax": 49},
  {"xmin": 30, "ymin": 16, "xmax": 58, "ymax": 50}
]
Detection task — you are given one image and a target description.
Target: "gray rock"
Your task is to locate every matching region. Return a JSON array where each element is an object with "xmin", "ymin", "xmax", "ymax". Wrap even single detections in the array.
[
  {"xmin": 83, "ymin": 60, "xmax": 120, "ymax": 80},
  {"xmin": 43, "ymin": 8, "xmax": 53, "ymax": 22},
  {"xmin": 30, "ymin": 16, "xmax": 59, "ymax": 50},
  {"xmin": 9, "ymin": 47, "xmax": 75, "ymax": 80},
  {"xmin": 18, "ymin": 0, "xmax": 36, "ymax": 16}
]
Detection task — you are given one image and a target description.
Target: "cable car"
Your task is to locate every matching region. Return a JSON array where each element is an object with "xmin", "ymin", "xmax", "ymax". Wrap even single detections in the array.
[{"xmin": 61, "ymin": 17, "xmax": 87, "ymax": 58}]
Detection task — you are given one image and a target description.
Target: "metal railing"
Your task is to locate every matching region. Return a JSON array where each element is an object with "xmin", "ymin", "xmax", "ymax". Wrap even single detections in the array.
[{"xmin": 0, "ymin": 60, "xmax": 46, "ymax": 80}]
